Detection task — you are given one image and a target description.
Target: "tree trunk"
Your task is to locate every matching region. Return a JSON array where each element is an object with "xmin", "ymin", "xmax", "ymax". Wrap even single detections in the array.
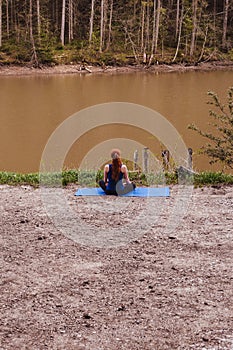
[
  {"xmin": 29, "ymin": 0, "xmax": 39, "ymax": 66},
  {"xmin": 29, "ymin": 0, "xmax": 33, "ymax": 42},
  {"xmin": 222, "ymin": 0, "xmax": 229, "ymax": 49},
  {"xmin": 198, "ymin": 24, "xmax": 208, "ymax": 62},
  {"xmin": 190, "ymin": 0, "xmax": 197, "ymax": 57},
  {"xmin": 89, "ymin": 0, "xmax": 95, "ymax": 43},
  {"xmin": 6, "ymin": 0, "xmax": 9, "ymax": 38},
  {"xmin": 61, "ymin": 0, "xmax": 66, "ymax": 45},
  {"xmin": 100, "ymin": 0, "xmax": 104, "ymax": 52},
  {"xmin": 141, "ymin": 2, "xmax": 145, "ymax": 54},
  {"xmin": 149, "ymin": 0, "xmax": 157, "ymax": 65},
  {"xmin": 68, "ymin": 0, "xmax": 73, "ymax": 43},
  {"xmin": 124, "ymin": 25, "xmax": 139, "ymax": 64},
  {"xmin": 106, "ymin": 0, "xmax": 113, "ymax": 51},
  {"xmin": 213, "ymin": 0, "xmax": 216, "ymax": 48},
  {"xmin": 172, "ymin": 0, "xmax": 184, "ymax": 62},
  {"xmin": 37, "ymin": 0, "xmax": 41, "ymax": 43},
  {"xmin": 154, "ymin": 0, "xmax": 161, "ymax": 54},
  {"xmin": 175, "ymin": 0, "xmax": 179, "ymax": 39},
  {"xmin": 146, "ymin": 0, "xmax": 150, "ymax": 53},
  {"xmin": 0, "ymin": 0, "xmax": 2, "ymax": 47}
]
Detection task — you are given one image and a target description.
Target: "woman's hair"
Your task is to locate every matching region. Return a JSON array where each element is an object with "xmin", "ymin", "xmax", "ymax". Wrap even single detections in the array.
[{"xmin": 110, "ymin": 149, "xmax": 122, "ymax": 181}]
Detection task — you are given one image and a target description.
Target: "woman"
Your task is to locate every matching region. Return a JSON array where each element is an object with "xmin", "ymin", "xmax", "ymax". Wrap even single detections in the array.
[{"xmin": 99, "ymin": 149, "xmax": 136, "ymax": 196}]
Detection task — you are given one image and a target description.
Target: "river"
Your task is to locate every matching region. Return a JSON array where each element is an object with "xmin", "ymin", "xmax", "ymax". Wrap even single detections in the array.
[{"xmin": 0, "ymin": 69, "xmax": 232, "ymax": 173}]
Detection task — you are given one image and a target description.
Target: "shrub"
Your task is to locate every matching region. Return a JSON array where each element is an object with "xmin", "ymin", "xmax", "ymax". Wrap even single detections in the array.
[{"xmin": 189, "ymin": 87, "xmax": 233, "ymax": 170}]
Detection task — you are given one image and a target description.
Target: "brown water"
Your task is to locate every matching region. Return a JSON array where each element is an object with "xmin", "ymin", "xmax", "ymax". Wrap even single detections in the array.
[{"xmin": 0, "ymin": 70, "xmax": 233, "ymax": 173}]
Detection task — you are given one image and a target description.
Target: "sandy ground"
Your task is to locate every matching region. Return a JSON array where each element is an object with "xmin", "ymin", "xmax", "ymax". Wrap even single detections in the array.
[
  {"xmin": 0, "ymin": 184, "xmax": 233, "ymax": 350},
  {"xmin": 0, "ymin": 61, "xmax": 233, "ymax": 76}
]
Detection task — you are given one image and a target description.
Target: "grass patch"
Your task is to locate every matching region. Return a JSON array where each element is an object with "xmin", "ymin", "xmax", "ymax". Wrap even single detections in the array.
[
  {"xmin": 0, "ymin": 170, "xmax": 232, "ymax": 187},
  {"xmin": 194, "ymin": 171, "xmax": 233, "ymax": 186},
  {"xmin": 0, "ymin": 172, "xmax": 39, "ymax": 186}
]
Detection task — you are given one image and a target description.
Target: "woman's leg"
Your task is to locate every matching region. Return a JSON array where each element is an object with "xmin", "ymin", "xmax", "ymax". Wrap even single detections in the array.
[
  {"xmin": 99, "ymin": 180, "xmax": 106, "ymax": 191},
  {"xmin": 116, "ymin": 181, "xmax": 136, "ymax": 195},
  {"xmin": 105, "ymin": 189, "xmax": 118, "ymax": 196},
  {"xmin": 99, "ymin": 180, "xmax": 117, "ymax": 195}
]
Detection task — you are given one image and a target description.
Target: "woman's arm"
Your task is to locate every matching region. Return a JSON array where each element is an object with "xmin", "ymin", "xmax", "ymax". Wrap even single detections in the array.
[
  {"xmin": 104, "ymin": 164, "xmax": 109, "ymax": 183},
  {"xmin": 121, "ymin": 164, "xmax": 131, "ymax": 183}
]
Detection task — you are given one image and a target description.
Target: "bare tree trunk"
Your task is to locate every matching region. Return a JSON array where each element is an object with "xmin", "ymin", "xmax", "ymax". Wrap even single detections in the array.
[
  {"xmin": 106, "ymin": 0, "xmax": 113, "ymax": 51},
  {"xmin": 6, "ymin": 0, "xmax": 9, "ymax": 38},
  {"xmin": 56, "ymin": 0, "xmax": 59, "ymax": 32},
  {"xmin": 29, "ymin": 0, "xmax": 39, "ymax": 66},
  {"xmin": 172, "ymin": 0, "xmax": 184, "ymax": 62},
  {"xmin": 222, "ymin": 0, "xmax": 229, "ymax": 49},
  {"xmin": 89, "ymin": 0, "xmax": 95, "ymax": 43},
  {"xmin": 198, "ymin": 24, "xmax": 208, "ymax": 61},
  {"xmin": 61, "ymin": 0, "xmax": 66, "ymax": 45},
  {"xmin": 37, "ymin": 0, "xmax": 41, "ymax": 44},
  {"xmin": 100, "ymin": 0, "xmax": 104, "ymax": 52},
  {"xmin": 148, "ymin": 0, "xmax": 161, "ymax": 65},
  {"xmin": 175, "ymin": 0, "xmax": 180, "ymax": 39},
  {"xmin": 124, "ymin": 25, "xmax": 140, "ymax": 64},
  {"xmin": 0, "ymin": 0, "xmax": 2, "ymax": 47},
  {"xmin": 149, "ymin": 0, "xmax": 157, "ymax": 66},
  {"xmin": 141, "ymin": 2, "xmax": 145, "ymax": 54},
  {"xmin": 154, "ymin": 0, "xmax": 161, "ymax": 54},
  {"xmin": 68, "ymin": 0, "xmax": 73, "ymax": 43},
  {"xmin": 213, "ymin": 0, "xmax": 216, "ymax": 48},
  {"xmin": 190, "ymin": 0, "xmax": 197, "ymax": 57},
  {"xmin": 146, "ymin": 0, "xmax": 150, "ymax": 54},
  {"xmin": 29, "ymin": 0, "xmax": 33, "ymax": 42}
]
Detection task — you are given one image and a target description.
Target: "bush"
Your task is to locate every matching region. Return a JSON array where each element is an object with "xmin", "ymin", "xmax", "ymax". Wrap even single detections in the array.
[{"xmin": 189, "ymin": 87, "xmax": 233, "ymax": 170}]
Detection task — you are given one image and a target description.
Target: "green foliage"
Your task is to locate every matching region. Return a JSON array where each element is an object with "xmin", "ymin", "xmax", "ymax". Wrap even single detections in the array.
[
  {"xmin": 0, "ymin": 172, "xmax": 39, "ymax": 186},
  {"xmin": 0, "ymin": 0, "xmax": 232, "ymax": 66},
  {"xmin": 36, "ymin": 47, "xmax": 55, "ymax": 65},
  {"xmin": 62, "ymin": 169, "xmax": 79, "ymax": 186},
  {"xmin": 194, "ymin": 171, "xmax": 233, "ymax": 186},
  {"xmin": 189, "ymin": 87, "xmax": 233, "ymax": 170},
  {"xmin": 1, "ymin": 170, "xmax": 233, "ymax": 187}
]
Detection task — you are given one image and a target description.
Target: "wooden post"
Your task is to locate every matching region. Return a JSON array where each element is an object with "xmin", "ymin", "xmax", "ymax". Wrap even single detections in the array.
[
  {"xmin": 162, "ymin": 150, "xmax": 170, "ymax": 170},
  {"xmin": 143, "ymin": 147, "xmax": 149, "ymax": 173},
  {"xmin": 133, "ymin": 150, "xmax": 138, "ymax": 171},
  {"xmin": 188, "ymin": 148, "xmax": 193, "ymax": 169}
]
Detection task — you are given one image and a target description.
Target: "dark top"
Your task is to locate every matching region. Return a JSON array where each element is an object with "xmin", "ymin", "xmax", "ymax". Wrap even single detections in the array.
[{"xmin": 106, "ymin": 164, "xmax": 124, "ymax": 191}]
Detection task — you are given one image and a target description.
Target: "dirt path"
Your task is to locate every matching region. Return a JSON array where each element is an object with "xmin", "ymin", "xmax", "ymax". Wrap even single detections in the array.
[{"xmin": 0, "ymin": 184, "xmax": 233, "ymax": 350}]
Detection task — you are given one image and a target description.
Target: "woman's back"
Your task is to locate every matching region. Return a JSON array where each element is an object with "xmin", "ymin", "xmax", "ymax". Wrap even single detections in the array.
[{"xmin": 106, "ymin": 164, "xmax": 124, "ymax": 191}]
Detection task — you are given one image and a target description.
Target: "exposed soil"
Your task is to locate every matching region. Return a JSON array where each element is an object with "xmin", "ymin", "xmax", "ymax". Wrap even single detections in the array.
[
  {"xmin": 0, "ymin": 61, "xmax": 233, "ymax": 76},
  {"xmin": 0, "ymin": 184, "xmax": 233, "ymax": 350}
]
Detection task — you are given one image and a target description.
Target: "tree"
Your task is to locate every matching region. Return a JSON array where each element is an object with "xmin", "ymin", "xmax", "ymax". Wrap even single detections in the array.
[
  {"xmin": 6, "ymin": 0, "xmax": 9, "ymax": 38},
  {"xmin": 29, "ymin": 0, "xmax": 39, "ymax": 66},
  {"xmin": 68, "ymin": 0, "xmax": 74, "ymax": 43},
  {"xmin": 222, "ymin": 0, "xmax": 229, "ymax": 49},
  {"xmin": 106, "ymin": 0, "xmax": 113, "ymax": 50},
  {"xmin": 61, "ymin": 0, "xmax": 66, "ymax": 45},
  {"xmin": 172, "ymin": 0, "xmax": 184, "ymax": 62},
  {"xmin": 99, "ymin": 0, "xmax": 105, "ymax": 52},
  {"xmin": 189, "ymin": 87, "xmax": 233, "ymax": 170},
  {"xmin": 175, "ymin": 0, "xmax": 180, "ymax": 39},
  {"xmin": 0, "ymin": 0, "xmax": 2, "ymax": 47},
  {"xmin": 37, "ymin": 0, "xmax": 41, "ymax": 43},
  {"xmin": 89, "ymin": 0, "xmax": 95, "ymax": 43},
  {"xmin": 190, "ymin": 0, "xmax": 198, "ymax": 57}
]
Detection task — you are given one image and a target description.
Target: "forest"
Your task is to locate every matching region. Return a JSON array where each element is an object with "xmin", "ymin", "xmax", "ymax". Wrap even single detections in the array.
[{"xmin": 0, "ymin": 0, "xmax": 232, "ymax": 67}]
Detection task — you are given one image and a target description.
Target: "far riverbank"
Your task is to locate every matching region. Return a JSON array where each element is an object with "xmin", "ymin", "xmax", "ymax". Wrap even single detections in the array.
[{"xmin": 0, "ymin": 60, "xmax": 233, "ymax": 77}]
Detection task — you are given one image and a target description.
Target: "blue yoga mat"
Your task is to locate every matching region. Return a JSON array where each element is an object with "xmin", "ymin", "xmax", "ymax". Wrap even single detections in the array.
[{"xmin": 75, "ymin": 187, "xmax": 170, "ymax": 197}]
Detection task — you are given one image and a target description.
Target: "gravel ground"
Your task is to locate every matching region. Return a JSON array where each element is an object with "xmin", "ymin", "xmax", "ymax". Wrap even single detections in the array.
[{"xmin": 0, "ymin": 184, "xmax": 233, "ymax": 350}]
